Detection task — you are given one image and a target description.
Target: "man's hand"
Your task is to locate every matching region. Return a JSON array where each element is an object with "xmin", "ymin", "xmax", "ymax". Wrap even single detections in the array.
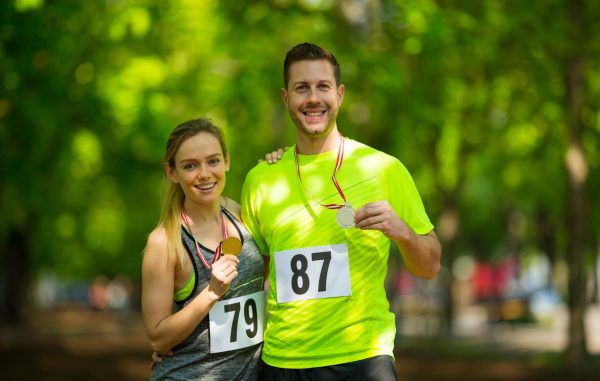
[
  {"xmin": 150, "ymin": 350, "xmax": 173, "ymax": 369},
  {"xmin": 354, "ymin": 201, "xmax": 409, "ymax": 241},
  {"xmin": 259, "ymin": 147, "xmax": 289, "ymax": 164},
  {"xmin": 356, "ymin": 200, "xmax": 441, "ymax": 279}
]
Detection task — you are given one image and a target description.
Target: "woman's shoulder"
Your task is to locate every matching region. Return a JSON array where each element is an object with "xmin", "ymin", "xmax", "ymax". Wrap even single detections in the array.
[
  {"xmin": 144, "ymin": 227, "xmax": 170, "ymax": 261},
  {"xmin": 147, "ymin": 226, "xmax": 168, "ymax": 247},
  {"xmin": 222, "ymin": 197, "xmax": 241, "ymax": 219}
]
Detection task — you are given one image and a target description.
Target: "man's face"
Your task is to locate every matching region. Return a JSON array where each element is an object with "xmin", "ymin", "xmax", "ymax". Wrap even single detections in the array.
[{"xmin": 281, "ymin": 59, "xmax": 344, "ymax": 140}]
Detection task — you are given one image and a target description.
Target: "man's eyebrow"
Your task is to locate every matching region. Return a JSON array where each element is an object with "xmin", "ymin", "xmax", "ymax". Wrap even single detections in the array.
[{"xmin": 292, "ymin": 79, "xmax": 333, "ymax": 86}]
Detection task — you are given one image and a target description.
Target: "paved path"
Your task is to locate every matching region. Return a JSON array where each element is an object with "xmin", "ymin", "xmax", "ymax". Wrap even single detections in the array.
[{"xmin": 1, "ymin": 305, "xmax": 599, "ymax": 381}]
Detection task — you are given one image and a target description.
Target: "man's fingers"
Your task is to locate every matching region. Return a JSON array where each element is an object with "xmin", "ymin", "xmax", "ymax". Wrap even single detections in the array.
[{"xmin": 356, "ymin": 214, "xmax": 385, "ymax": 228}]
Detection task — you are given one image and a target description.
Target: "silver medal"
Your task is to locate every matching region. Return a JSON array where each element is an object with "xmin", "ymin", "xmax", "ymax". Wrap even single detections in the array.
[{"xmin": 336, "ymin": 204, "xmax": 355, "ymax": 229}]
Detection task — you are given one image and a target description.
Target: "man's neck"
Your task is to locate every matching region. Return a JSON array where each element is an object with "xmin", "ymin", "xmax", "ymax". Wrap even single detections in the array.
[{"xmin": 295, "ymin": 127, "xmax": 341, "ymax": 155}]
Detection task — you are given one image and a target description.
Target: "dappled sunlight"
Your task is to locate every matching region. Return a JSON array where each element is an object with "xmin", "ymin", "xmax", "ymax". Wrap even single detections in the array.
[
  {"xmin": 74, "ymin": 62, "xmax": 95, "ymax": 85},
  {"xmin": 565, "ymin": 142, "xmax": 588, "ymax": 185},
  {"xmin": 108, "ymin": 6, "xmax": 151, "ymax": 40},
  {"xmin": 70, "ymin": 129, "xmax": 102, "ymax": 180},
  {"xmin": 265, "ymin": 177, "xmax": 292, "ymax": 205},
  {"xmin": 85, "ymin": 206, "xmax": 125, "ymax": 254},
  {"xmin": 502, "ymin": 162, "xmax": 523, "ymax": 188},
  {"xmin": 14, "ymin": 0, "xmax": 43, "ymax": 12},
  {"xmin": 2, "ymin": 1, "xmax": 599, "ymax": 378},
  {"xmin": 55, "ymin": 213, "xmax": 76, "ymax": 239},
  {"xmin": 506, "ymin": 123, "xmax": 540, "ymax": 155},
  {"xmin": 98, "ymin": 56, "xmax": 167, "ymax": 129}
]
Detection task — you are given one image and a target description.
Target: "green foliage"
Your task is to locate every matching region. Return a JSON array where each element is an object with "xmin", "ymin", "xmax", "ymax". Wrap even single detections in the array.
[{"xmin": 0, "ymin": 0, "xmax": 598, "ymax": 283}]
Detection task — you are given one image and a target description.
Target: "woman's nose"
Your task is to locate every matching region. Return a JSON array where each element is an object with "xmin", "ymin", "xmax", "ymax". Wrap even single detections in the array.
[{"xmin": 197, "ymin": 164, "xmax": 210, "ymax": 178}]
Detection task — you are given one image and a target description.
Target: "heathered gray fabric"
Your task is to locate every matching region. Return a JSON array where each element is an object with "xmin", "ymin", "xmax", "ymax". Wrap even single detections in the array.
[{"xmin": 150, "ymin": 208, "xmax": 264, "ymax": 381}]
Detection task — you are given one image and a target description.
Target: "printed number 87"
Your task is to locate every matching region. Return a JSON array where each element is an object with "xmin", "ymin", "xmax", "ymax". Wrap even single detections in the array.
[{"xmin": 291, "ymin": 251, "xmax": 331, "ymax": 295}]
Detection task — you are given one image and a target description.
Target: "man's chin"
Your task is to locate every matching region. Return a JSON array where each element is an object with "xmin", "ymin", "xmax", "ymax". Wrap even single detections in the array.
[{"xmin": 297, "ymin": 125, "xmax": 330, "ymax": 138}]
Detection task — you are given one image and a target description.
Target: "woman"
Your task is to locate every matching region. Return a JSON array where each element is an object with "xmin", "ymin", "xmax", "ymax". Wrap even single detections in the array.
[{"xmin": 142, "ymin": 118, "xmax": 265, "ymax": 380}]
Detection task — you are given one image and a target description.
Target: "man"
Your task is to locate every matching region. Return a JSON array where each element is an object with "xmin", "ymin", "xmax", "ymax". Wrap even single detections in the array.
[{"xmin": 241, "ymin": 42, "xmax": 441, "ymax": 381}]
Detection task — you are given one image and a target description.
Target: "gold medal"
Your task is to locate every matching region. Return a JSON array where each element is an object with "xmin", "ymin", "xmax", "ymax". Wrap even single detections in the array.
[
  {"xmin": 221, "ymin": 237, "xmax": 242, "ymax": 256},
  {"xmin": 336, "ymin": 204, "xmax": 355, "ymax": 229}
]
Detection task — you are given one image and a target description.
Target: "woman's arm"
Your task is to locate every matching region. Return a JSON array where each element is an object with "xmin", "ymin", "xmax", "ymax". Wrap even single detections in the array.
[{"xmin": 141, "ymin": 228, "xmax": 239, "ymax": 353}]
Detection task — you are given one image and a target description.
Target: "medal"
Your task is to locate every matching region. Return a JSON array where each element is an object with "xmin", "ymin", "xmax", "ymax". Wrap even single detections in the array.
[
  {"xmin": 294, "ymin": 133, "xmax": 355, "ymax": 229},
  {"xmin": 221, "ymin": 236, "xmax": 242, "ymax": 256},
  {"xmin": 336, "ymin": 203, "xmax": 355, "ymax": 229},
  {"xmin": 181, "ymin": 208, "xmax": 233, "ymax": 269}
]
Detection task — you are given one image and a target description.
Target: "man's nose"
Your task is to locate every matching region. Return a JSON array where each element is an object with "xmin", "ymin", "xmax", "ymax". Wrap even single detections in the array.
[{"xmin": 307, "ymin": 88, "xmax": 320, "ymax": 103}]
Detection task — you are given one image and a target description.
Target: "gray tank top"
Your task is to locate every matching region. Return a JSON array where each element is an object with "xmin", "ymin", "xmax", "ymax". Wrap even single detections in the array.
[{"xmin": 150, "ymin": 207, "xmax": 264, "ymax": 381}]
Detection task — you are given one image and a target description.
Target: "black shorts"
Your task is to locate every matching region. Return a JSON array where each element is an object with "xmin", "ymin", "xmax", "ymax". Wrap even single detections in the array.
[{"xmin": 260, "ymin": 355, "xmax": 398, "ymax": 381}]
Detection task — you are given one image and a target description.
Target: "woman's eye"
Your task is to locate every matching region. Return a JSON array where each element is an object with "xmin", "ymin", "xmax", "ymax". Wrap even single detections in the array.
[
  {"xmin": 208, "ymin": 158, "xmax": 221, "ymax": 165},
  {"xmin": 183, "ymin": 163, "xmax": 196, "ymax": 170}
]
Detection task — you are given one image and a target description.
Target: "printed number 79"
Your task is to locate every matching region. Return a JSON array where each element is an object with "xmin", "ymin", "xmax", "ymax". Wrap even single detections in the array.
[{"xmin": 223, "ymin": 299, "xmax": 258, "ymax": 343}]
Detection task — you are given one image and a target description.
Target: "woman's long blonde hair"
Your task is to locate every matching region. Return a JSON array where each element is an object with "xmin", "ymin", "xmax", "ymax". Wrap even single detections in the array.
[{"xmin": 158, "ymin": 118, "xmax": 228, "ymax": 267}]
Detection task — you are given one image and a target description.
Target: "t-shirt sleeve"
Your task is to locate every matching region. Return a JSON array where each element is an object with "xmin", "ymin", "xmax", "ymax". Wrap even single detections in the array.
[
  {"xmin": 240, "ymin": 169, "xmax": 269, "ymax": 255},
  {"xmin": 385, "ymin": 158, "xmax": 434, "ymax": 235}
]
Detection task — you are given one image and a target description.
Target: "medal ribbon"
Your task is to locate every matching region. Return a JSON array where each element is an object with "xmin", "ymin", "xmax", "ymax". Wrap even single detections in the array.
[
  {"xmin": 294, "ymin": 133, "xmax": 348, "ymax": 210},
  {"xmin": 181, "ymin": 208, "xmax": 228, "ymax": 270}
]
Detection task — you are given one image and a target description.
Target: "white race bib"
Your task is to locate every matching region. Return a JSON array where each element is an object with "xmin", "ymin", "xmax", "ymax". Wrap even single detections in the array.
[
  {"xmin": 274, "ymin": 244, "xmax": 352, "ymax": 304},
  {"xmin": 209, "ymin": 290, "xmax": 265, "ymax": 353}
]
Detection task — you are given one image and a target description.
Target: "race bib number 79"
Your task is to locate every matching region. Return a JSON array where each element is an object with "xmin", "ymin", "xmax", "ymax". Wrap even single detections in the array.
[
  {"xmin": 274, "ymin": 244, "xmax": 352, "ymax": 304},
  {"xmin": 209, "ymin": 290, "xmax": 265, "ymax": 353}
]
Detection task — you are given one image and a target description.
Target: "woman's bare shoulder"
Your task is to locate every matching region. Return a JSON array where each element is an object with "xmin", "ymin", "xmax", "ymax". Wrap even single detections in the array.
[
  {"xmin": 222, "ymin": 197, "xmax": 241, "ymax": 219},
  {"xmin": 143, "ymin": 227, "xmax": 172, "ymax": 267}
]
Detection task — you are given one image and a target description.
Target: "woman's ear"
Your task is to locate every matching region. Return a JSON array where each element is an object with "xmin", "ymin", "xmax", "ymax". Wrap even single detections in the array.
[{"xmin": 164, "ymin": 162, "xmax": 179, "ymax": 183}]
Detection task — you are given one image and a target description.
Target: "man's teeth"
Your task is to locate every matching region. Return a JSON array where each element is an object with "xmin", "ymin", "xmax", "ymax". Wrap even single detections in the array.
[{"xmin": 305, "ymin": 111, "xmax": 324, "ymax": 116}]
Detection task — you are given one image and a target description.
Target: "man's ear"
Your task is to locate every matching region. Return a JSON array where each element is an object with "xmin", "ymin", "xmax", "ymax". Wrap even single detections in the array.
[
  {"xmin": 281, "ymin": 88, "xmax": 289, "ymax": 108},
  {"xmin": 164, "ymin": 162, "xmax": 179, "ymax": 183},
  {"xmin": 337, "ymin": 83, "xmax": 345, "ymax": 106}
]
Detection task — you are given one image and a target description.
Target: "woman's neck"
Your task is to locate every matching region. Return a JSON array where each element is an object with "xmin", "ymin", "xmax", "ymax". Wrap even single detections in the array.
[{"xmin": 182, "ymin": 199, "xmax": 222, "ymax": 226}]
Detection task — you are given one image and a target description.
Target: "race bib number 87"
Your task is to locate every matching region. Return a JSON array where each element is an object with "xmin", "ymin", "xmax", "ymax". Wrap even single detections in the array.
[
  {"xmin": 209, "ymin": 290, "xmax": 265, "ymax": 353},
  {"xmin": 274, "ymin": 244, "xmax": 352, "ymax": 304}
]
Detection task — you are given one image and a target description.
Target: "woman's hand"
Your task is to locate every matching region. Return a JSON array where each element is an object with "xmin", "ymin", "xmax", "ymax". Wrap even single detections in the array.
[{"xmin": 207, "ymin": 254, "xmax": 239, "ymax": 300}]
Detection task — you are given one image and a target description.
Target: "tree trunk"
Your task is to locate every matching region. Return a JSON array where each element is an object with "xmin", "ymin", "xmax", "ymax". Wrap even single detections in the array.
[
  {"xmin": 437, "ymin": 201, "xmax": 459, "ymax": 336},
  {"xmin": 0, "ymin": 226, "xmax": 30, "ymax": 324},
  {"xmin": 536, "ymin": 211, "xmax": 557, "ymax": 287},
  {"xmin": 563, "ymin": 0, "xmax": 589, "ymax": 364}
]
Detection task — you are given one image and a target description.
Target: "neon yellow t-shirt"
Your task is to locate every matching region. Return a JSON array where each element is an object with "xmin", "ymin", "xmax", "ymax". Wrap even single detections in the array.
[{"xmin": 241, "ymin": 138, "xmax": 433, "ymax": 368}]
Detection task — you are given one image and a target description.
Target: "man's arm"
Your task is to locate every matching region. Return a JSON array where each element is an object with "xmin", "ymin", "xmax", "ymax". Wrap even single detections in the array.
[{"xmin": 354, "ymin": 201, "xmax": 441, "ymax": 279}]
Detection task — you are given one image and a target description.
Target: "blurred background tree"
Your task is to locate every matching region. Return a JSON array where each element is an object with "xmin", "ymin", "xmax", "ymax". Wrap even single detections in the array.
[{"xmin": 0, "ymin": 0, "xmax": 598, "ymax": 366}]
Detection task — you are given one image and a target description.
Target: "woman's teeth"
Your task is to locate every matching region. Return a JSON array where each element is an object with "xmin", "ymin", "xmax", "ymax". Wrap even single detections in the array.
[{"xmin": 196, "ymin": 183, "xmax": 216, "ymax": 190}]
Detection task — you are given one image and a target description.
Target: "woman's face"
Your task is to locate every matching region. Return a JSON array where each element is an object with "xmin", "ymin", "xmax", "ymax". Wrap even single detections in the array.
[{"xmin": 166, "ymin": 131, "xmax": 229, "ymax": 207}]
